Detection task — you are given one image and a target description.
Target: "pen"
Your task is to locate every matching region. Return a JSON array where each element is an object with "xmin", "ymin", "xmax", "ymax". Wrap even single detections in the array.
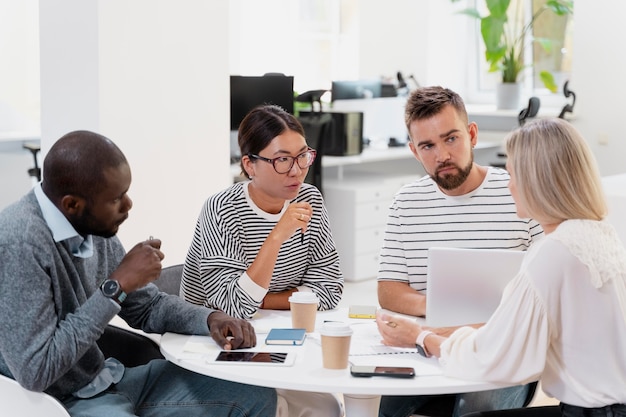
[{"xmin": 301, "ymin": 229, "xmax": 304, "ymax": 244}]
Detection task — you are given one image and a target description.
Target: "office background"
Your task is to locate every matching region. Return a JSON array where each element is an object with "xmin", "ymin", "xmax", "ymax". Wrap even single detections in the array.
[{"xmin": 0, "ymin": 0, "xmax": 623, "ymax": 266}]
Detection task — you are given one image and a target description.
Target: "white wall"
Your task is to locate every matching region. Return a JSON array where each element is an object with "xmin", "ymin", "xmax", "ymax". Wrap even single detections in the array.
[
  {"xmin": 39, "ymin": 0, "xmax": 231, "ymax": 266},
  {"xmin": 3, "ymin": 0, "xmax": 626, "ymax": 241},
  {"xmin": 569, "ymin": 0, "xmax": 626, "ymax": 176}
]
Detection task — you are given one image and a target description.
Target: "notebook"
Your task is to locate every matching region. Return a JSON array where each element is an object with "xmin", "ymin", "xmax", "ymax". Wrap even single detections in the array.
[{"xmin": 425, "ymin": 247, "xmax": 526, "ymax": 327}]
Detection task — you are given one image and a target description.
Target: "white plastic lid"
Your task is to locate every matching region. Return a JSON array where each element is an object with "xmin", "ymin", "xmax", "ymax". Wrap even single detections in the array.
[
  {"xmin": 288, "ymin": 291, "xmax": 319, "ymax": 304},
  {"xmin": 319, "ymin": 321, "xmax": 353, "ymax": 337}
]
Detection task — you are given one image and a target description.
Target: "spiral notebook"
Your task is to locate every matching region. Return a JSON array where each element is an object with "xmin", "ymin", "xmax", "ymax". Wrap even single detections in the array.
[{"xmin": 348, "ymin": 322, "xmax": 416, "ymax": 356}]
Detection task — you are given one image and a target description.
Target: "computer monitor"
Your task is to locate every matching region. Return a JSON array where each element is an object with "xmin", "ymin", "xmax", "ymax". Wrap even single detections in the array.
[
  {"xmin": 331, "ymin": 79, "xmax": 382, "ymax": 101},
  {"xmin": 230, "ymin": 74, "xmax": 294, "ymax": 130}
]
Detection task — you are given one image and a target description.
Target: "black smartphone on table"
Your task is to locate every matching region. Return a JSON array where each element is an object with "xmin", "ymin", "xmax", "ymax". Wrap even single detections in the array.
[{"xmin": 350, "ymin": 365, "xmax": 415, "ymax": 378}]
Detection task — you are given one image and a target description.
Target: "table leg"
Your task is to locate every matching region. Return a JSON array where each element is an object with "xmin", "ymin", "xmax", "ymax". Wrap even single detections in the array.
[{"xmin": 343, "ymin": 394, "xmax": 381, "ymax": 417}]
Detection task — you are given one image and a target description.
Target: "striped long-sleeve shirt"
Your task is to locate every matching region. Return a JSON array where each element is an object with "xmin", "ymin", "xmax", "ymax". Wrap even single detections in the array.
[
  {"xmin": 377, "ymin": 167, "xmax": 543, "ymax": 292},
  {"xmin": 181, "ymin": 181, "xmax": 343, "ymax": 319}
]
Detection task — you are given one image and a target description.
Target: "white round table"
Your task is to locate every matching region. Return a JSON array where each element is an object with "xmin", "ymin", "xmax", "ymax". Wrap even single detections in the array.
[{"xmin": 160, "ymin": 308, "xmax": 509, "ymax": 417}]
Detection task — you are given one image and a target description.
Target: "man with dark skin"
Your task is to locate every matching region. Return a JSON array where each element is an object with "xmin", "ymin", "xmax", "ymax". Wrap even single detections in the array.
[{"xmin": 0, "ymin": 130, "xmax": 276, "ymax": 417}]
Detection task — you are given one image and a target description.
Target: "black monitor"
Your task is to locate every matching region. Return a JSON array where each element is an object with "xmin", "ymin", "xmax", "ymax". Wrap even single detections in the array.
[
  {"xmin": 230, "ymin": 74, "xmax": 294, "ymax": 130},
  {"xmin": 331, "ymin": 79, "xmax": 382, "ymax": 101}
]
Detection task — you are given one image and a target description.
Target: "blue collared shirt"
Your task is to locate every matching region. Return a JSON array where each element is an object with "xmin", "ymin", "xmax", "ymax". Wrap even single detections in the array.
[
  {"xmin": 34, "ymin": 183, "xmax": 124, "ymax": 398},
  {"xmin": 34, "ymin": 184, "xmax": 94, "ymax": 258}
]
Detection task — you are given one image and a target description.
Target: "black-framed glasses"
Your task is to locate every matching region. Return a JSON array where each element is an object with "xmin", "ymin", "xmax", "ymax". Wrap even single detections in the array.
[{"xmin": 248, "ymin": 148, "xmax": 317, "ymax": 174}]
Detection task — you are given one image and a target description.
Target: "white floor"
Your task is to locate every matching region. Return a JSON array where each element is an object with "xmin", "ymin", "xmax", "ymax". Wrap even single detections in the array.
[{"xmin": 337, "ymin": 278, "xmax": 558, "ymax": 408}]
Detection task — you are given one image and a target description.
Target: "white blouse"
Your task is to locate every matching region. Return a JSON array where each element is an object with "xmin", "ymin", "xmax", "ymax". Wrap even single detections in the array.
[{"xmin": 439, "ymin": 219, "xmax": 626, "ymax": 408}]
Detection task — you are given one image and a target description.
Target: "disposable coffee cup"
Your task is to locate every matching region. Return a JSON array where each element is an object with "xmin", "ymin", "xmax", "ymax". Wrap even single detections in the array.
[
  {"xmin": 288, "ymin": 292, "xmax": 319, "ymax": 332},
  {"xmin": 319, "ymin": 322, "xmax": 353, "ymax": 369}
]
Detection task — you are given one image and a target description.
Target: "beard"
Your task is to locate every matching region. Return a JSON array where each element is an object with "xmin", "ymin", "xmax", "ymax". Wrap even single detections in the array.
[
  {"xmin": 431, "ymin": 155, "xmax": 474, "ymax": 191},
  {"xmin": 68, "ymin": 206, "xmax": 120, "ymax": 238}
]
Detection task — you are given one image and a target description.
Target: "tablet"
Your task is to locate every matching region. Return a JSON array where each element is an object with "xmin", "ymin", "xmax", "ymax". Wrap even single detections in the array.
[{"xmin": 210, "ymin": 351, "xmax": 296, "ymax": 366}]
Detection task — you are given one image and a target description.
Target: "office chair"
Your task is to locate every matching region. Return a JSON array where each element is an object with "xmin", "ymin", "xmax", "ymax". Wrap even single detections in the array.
[
  {"xmin": 23, "ymin": 142, "xmax": 41, "ymax": 183},
  {"xmin": 296, "ymin": 90, "xmax": 333, "ymax": 194},
  {"xmin": 153, "ymin": 263, "xmax": 184, "ymax": 296},
  {"xmin": 518, "ymin": 97, "xmax": 540, "ymax": 127},
  {"xmin": 558, "ymin": 80, "xmax": 576, "ymax": 119},
  {"xmin": 97, "ymin": 324, "xmax": 164, "ymax": 367},
  {"xmin": 412, "ymin": 381, "xmax": 538, "ymax": 417},
  {"xmin": 491, "ymin": 97, "xmax": 540, "ymax": 169},
  {"xmin": 0, "ymin": 373, "xmax": 71, "ymax": 417}
]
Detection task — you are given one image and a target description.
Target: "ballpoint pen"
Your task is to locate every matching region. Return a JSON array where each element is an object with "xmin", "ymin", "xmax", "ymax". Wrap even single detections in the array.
[{"xmin": 301, "ymin": 229, "xmax": 304, "ymax": 244}]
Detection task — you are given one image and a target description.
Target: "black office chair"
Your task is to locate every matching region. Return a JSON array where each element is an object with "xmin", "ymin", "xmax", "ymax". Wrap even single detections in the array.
[
  {"xmin": 558, "ymin": 80, "xmax": 576, "ymax": 119},
  {"xmin": 413, "ymin": 382, "xmax": 538, "ymax": 417},
  {"xmin": 296, "ymin": 89, "xmax": 333, "ymax": 195},
  {"xmin": 491, "ymin": 97, "xmax": 540, "ymax": 169},
  {"xmin": 97, "ymin": 325, "xmax": 164, "ymax": 367},
  {"xmin": 460, "ymin": 405, "xmax": 560, "ymax": 417},
  {"xmin": 23, "ymin": 142, "xmax": 41, "ymax": 182}
]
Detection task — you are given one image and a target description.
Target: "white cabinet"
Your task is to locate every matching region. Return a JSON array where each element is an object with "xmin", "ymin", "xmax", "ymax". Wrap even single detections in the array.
[{"xmin": 324, "ymin": 174, "xmax": 415, "ymax": 282}]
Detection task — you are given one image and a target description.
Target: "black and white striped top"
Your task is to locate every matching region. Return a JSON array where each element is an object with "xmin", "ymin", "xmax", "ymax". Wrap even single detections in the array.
[
  {"xmin": 377, "ymin": 167, "xmax": 543, "ymax": 292},
  {"xmin": 181, "ymin": 181, "xmax": 343, "ymax": 319}
]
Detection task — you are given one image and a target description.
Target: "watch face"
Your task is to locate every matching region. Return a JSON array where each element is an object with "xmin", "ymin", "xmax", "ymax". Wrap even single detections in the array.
[
  {"xmin": 102, "ymin": 280, "xmax": 120, "ymax": 297},
  {"xmin": 416, "ymin": 344, "xmax": 428, "ymax": 357}
]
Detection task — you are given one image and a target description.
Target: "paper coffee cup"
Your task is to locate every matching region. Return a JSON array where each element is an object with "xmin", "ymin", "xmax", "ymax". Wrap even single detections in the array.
[
  {"xmin": 319, "ymin": 322, "xmax": 353, "ymax": 369},
  {"xmin": 288, "ymin": 292, "xmax": 319, "ymax": 332}
]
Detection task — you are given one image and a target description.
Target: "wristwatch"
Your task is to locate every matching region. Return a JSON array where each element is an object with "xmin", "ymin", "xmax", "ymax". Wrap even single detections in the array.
[
  {"xmin": 100, "ymin": 279, "xmax": 127, "ymax": 305},
  {"xmin": 415, "ymin": 330, "xmax": 434, "ymax": 357}
]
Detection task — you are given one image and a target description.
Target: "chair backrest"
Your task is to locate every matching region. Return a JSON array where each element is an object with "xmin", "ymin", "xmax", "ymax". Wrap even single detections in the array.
[
  {"xmin": 298, "ymin": 112, "xmax": 333, "ymax": 194},
  {"xmin": 153, "ymin": 264, "xmax": 184, "ymax": 296},
  {"xmin": 97, "ymin": 324, "xmax": 164, "ymax": 367},
  {"xmin": 0, "ymin": 373, "xmax": 70, "ymax": 417}
]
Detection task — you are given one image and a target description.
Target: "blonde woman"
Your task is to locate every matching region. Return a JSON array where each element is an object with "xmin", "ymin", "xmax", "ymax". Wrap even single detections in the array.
[{"xmin": 377, "ymin": 118, "xmax": 626, "ymax": 417}]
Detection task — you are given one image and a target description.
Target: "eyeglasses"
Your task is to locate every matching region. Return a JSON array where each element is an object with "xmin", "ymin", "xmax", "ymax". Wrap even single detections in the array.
[{"xmin": 248, "ymin": 148, "xmax": 317, "ymax": 174}]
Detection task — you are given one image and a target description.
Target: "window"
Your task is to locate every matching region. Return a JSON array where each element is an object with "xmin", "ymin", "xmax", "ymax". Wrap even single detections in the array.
[{"xmin": 465, "ymin": 0, "xmax": 573, "ymax": 108}]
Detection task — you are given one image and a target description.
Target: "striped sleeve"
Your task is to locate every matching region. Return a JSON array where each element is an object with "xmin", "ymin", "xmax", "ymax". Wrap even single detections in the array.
[{"xmin": 180, "ymin": 183, "xmax": 343, "ymax": 319}]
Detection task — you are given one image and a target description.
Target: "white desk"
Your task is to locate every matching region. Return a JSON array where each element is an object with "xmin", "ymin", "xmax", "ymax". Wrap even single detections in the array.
[{"xmin": 160, "ymin": 308, "xmax": 508, "ymax": 417}]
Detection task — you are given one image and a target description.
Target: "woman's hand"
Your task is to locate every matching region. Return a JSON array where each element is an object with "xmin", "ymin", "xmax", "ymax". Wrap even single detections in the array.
[
  {"xmin": 270, "ymin": 202, "xmax": 312, "ymax": 243},
  {"xmin": 375, "ymin": 311, "xmax": 422, "ymax": 349}
]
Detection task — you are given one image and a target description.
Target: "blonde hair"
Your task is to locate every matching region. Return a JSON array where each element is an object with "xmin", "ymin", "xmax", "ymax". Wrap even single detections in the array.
[{"xmin": 505, "ymin": 118, "xmax": 606, "ymax": 224}]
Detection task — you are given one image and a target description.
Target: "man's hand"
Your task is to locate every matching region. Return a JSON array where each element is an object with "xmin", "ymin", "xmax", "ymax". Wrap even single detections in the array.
[
  {"xmin": 110, "ymin": 238, "xmax": 164, "ymax": 293},
  {"xmin": 208, "ymin": 311, "xmax": 257, "ymax": 350},
  {"xmin": 377, "ymin": 281, "xmax": 426, "ymax": 316}
]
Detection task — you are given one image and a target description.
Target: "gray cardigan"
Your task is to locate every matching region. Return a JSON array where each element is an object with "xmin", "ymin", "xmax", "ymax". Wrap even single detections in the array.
[{"xmin": 0, "ymin": 191, "xmax": 213, "ymax": 399}]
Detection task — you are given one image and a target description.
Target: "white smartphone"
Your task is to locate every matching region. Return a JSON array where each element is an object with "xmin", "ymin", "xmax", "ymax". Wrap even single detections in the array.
[
  {"xmin": 350, "ymin": 365, "xmax": 415, "ymax": 378},
  {"xmin": 211, "ymin": 351, "xmax": 296, "ymax": 366}
]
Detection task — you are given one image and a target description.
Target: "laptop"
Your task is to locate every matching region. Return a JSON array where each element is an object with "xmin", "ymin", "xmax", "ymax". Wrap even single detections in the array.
[{"xmin": 425, "ymin": 247, "xmax": 526, "ymax": 327}]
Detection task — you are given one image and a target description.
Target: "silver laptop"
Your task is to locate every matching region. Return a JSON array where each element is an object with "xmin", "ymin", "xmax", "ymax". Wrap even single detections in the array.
[{"xmin": 425, "ymin": 247, "xmax": 526, "ymax": 327}]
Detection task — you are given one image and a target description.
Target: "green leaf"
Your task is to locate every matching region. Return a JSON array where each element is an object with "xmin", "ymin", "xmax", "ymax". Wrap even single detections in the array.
[
  {"xmin": 539, "ymin": 71, "xmax": 558, "ymax": 93},
  {"xmin": 546, "ymin": 0, "xmax": 574, "ymax": 16},
  {"xmin": 481, "ymin": 15, "xmax": 507, "ymax": 52},
  {"xmin": 534, "ymin": 37, "xmax": 553, "ymax": 53},
  {"xmin": 456, "ymin": 8, "xmax": 482, "ymax": 19},
  {"xmin": 486, "ymin": 0, "xmax": 510, "ymax": 18}
]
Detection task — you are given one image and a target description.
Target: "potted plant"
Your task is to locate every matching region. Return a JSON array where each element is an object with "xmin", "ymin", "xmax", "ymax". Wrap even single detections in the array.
[{"xmin": 453, "ymin": 0, "xmax": 573, "ymax": 109}]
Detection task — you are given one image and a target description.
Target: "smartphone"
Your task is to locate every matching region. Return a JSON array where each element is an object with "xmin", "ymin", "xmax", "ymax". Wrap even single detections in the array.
[
  {"xmin": 348, "ymin": 305, "xmax": 377, "ymax": 319},
  {"xmin": 350, "ymin": 365, "xmax": 415, "ymax": 378},
  {"xmin": 212, "ymin": 351, "xmax": 295, "ymax": 366}
]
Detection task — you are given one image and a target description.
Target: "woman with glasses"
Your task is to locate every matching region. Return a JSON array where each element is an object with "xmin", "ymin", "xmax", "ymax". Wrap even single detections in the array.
[
  {"xmin": 181, "ymin": 104, "xmax": 343, "ymax": 320},
  {"xmin": 180, "ymin": 105, "xmax": 345, "ymax": 417}
]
